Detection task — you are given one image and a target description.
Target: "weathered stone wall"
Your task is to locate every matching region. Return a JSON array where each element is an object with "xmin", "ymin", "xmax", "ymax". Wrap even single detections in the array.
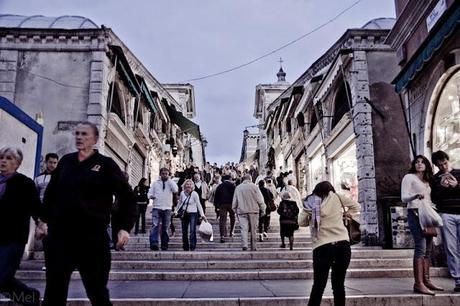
[{"xmin": 12, "ymin": 51, "xmax": 93, "ymax": 159}]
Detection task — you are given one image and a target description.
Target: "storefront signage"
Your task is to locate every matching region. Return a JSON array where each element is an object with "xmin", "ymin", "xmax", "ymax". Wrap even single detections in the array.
[{"xmin": 426, "ymin": 0, "xmax": 447, "ymax": 32}]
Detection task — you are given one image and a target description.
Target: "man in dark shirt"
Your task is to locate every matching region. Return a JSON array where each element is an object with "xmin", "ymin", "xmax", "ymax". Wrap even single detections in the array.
[
  {"xmin": 431, "ymin": 150, "xmax": 460, "ymax": 292},
  {"xmin": 41, "ymin": 122, "xmax": 136, "ymax": 305},
  {"xmin": 214, "ymin": 175, "xmax": 236, "ymax": 243}
]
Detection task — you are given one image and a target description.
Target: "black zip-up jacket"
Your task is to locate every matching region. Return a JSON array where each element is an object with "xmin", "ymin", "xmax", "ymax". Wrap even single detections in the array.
[
  {"xmin": 431, "ymin": 169, "xmax": 460, "ymax": 214},
  {"xmin": 43, "ymin": 151, "xmax": 136, "ymax": 237},
  {"xmin": 0, "ymin": 172, "xmax": 41, "ymax": 244},
  {"xmin": 214, "ymin": 180, "xmax": 236, "ymax": 208}
]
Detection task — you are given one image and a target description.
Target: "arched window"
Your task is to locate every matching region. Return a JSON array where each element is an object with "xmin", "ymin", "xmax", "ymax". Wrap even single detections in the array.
[
  {"xmin": 296, "ymin": 112, "xmax": 305, "ymax": 128},
  {"xmin": 107, "ymin": 83, "xmax": 125, "ymax": 124},
  {"xmin": 331, "ymin": 82, "xmax": 352, "ymax": 130},
  {"xmin": 310, "ymin": 108, "xmax": 318, "ymax": 132},
  {"xmin": 432, "ymin": 69, "xmax": 460, "ymax": 167}
]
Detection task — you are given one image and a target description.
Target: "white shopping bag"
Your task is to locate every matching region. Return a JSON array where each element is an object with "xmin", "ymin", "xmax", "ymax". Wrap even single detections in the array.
[{"xmin": 198, "ymin": 221, "xmax": 213, "ymax": 242}]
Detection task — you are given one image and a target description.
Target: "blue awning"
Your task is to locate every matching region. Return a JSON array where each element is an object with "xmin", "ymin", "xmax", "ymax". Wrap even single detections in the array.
[{"xmin": 393, "ymin": 3, "xmax": 460, "ymax": 93}]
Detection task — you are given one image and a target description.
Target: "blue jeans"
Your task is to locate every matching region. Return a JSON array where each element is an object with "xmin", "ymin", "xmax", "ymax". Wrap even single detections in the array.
[
  {"xmin": 440, "ymin": 213, "xmax": 460, "ymax": 285},
  {"xmin": 0, "ymin": 243, "xmax": 39, "ymax": 305},
  {"xmin": 181, "ymin": 212, "xmax": 198, "ymax": 250},
  {"xmin": 149, "ymin": 209, "xmax": 172, "ymax": 249},
  {"xmin": 407, "ymin": 208, "xmax": 433, "ymax": 259}
]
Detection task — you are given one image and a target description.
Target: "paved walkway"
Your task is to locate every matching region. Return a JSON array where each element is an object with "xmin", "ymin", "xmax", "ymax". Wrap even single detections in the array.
[{"xmin": 10, "ymin": 277, "xmax": 460, "ymax": 298}]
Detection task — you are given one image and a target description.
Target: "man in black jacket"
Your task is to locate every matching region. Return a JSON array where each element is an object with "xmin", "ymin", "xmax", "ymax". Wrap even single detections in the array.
[
  {"xmin": 41, "ymin": 122, "xmax": 136, "ymax": 306},
  {"xmin": 214, "ymin": 175, "xmax": 236, "ymax": 243},
  {"xmin": 0, "ymin": 146, "xmax": 42, "ymax": 305},
  {"xmin": 431, "ymin": 150, "xmax": 460, "ymax": 292}
]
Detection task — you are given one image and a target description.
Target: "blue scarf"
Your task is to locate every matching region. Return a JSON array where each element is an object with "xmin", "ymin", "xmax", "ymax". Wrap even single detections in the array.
[{"xmin": 0, "ymin": 173, "xmax": 15, "ymax": 199}]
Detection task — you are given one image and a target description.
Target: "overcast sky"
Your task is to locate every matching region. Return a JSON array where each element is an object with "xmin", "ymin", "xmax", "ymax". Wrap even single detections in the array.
[{"xmin": 1, "ymin": 0, "xmax": 396, "ymax": 165}]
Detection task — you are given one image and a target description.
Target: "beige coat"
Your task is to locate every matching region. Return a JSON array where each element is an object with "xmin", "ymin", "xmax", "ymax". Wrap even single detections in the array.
[
  {"xmin": 232, "ymin": 180, "xmax": 266, "ymax": 214},
  {"xmin": 310, "ymin": 191, "xmax": 360, "ymax": 249}
]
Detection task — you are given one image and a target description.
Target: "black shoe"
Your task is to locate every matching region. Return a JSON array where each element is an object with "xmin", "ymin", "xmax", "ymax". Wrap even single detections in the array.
[
  {"xmin": 161, "ymin": 246, "xmax": 168, "ymax": 251},
  {"xmin": 242, "ymin": 247, "xmax": 248, "ymax": 251},
  {"xmin": 220, "ymin": 238, "xmax": 225, "ymax": 243},
  {"xmin": 455, "ymin": 284, "xmax": 460, "ymax": 292},
  {"xmin": 150, "ymin": 245, "xmax": 159, "ymax": 251},
  {"xmin": 280, "ymin": 244, "xmax": 286, "ymax": 248}
]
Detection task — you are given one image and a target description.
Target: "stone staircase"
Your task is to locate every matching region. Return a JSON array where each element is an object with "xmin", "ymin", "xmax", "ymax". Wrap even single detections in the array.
[{"xmin": 3, "ymin": 203, "xmax": 459, "ymax": 305}]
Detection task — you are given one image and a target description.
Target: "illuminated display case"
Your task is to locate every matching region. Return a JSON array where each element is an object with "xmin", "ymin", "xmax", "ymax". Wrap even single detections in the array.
[
  {"xmin": 332, "ymin": 143, "xmax": 358, "ymax": 201},
  {"xmin": 433, "ymin": 70, "xmax": 460, "ymax": 167}
]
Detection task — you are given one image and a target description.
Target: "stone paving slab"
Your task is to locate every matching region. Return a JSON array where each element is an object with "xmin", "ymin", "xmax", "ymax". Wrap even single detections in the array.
[
  {"xmin": 14, "ymin": 267, "xmax": 449, "ymax": 281},
  {"xmin": 1, "ymin": 278, "xmax": 459, "ymax": 305}
]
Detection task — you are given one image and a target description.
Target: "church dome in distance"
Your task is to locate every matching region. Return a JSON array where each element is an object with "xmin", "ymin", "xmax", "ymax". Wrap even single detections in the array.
[
  {"xmin": 0, "ymin": 14, "xmax": 99, "ymax": 29},
  {"xmin": 361, "ymin": 17, "xmax": 395, "ymax": 30}
]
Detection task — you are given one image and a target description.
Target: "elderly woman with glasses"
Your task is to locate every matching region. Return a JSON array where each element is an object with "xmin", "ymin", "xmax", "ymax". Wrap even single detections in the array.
[{"xmin": 0, "ymin": 146, "xmax": 42, "ymax": 305}]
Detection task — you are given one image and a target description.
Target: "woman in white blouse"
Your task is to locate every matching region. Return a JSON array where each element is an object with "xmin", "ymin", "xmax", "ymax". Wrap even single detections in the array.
[
  {"xmin": 175, "ymin": 179, "xmax": 207, "ymax": 251},
  {"xmin": 401, "ymin": 155, "xmax": 443, "ymax": 295}
]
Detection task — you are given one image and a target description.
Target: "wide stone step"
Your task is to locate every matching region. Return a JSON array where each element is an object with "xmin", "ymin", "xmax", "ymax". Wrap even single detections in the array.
[
  {"xmin": 3, "ymin": 278, "xmax": 459, "ymax": 305},
  {"xmin": 122, "ymin": 242, "xmax": 313, "ymax": 250},
  {"xmin": 31, "ymin": 248, "xmax": 404, "ymax": 261},
  {"xmin": 20, "ymin": 257, "xmax": 413, "ymax": 271},
  {"xmin": 128, "ymin": 234, "xmax": 312, "ymax": 243},
  {"xmin": 15, "ymin": 267, "xmax": 449, "ymax": 281}
]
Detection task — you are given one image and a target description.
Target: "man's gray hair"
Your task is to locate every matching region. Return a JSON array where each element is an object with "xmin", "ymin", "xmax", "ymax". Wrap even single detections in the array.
[
  {"xmin": 243, "ymin": 174, "xmax": 252, "ymax": 181},
  {"xmin": 0, "ymin": 146, "xmax": 23, "ymax": 166},
  {"xmin": 77, "ymin": 121, "xmax": 99, "ymax": 138}
]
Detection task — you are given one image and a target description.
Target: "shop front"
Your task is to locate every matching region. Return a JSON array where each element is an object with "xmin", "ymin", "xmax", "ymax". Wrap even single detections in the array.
[
  {"xmin": 331, "ymin": 142, "xmax": 358, "ymax": 202},
  {"xmin": 308, "ymin": 149, "xmax": 325, "ymax": 194},
  {"xmin": 429, "ymin": 67, "xmax": 460, "ymax": 167}
]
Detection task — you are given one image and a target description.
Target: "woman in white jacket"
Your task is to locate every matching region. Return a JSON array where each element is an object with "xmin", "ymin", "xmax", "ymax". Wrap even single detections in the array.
[
  {"xmin": 175, "ymin": 179, "xmax": 207, "ymax": 251},
  {"xmin": 401, "ymin": 155, "xmax": 443, "ymax": 295}
]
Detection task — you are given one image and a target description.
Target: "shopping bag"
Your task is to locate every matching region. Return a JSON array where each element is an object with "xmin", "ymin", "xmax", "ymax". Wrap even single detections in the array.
[
  {"xmin": 198, "ymin": 220, "xmax": 213, "ymax": 242},
  {"xmin": 298, "ymin": 208, "xmax": 312, "ymax": 227},
  {"xmin": 417, "ymin": 202, "xmax": 443, "ymax": 229}
]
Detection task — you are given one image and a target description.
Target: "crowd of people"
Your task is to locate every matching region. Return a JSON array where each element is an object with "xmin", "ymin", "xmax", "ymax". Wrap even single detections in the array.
[{"xmin": 0, "ymin": 120, "xmax": 459, "ymax": 305}]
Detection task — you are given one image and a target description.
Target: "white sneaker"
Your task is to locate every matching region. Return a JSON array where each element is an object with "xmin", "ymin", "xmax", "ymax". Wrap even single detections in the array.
[{"xmin": 263, "ymin": 232, "xmax": 268, "ymax": 238}]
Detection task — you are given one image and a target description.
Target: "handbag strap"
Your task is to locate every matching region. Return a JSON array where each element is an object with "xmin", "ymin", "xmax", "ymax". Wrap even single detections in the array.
[{"xmin": 179, "ymin": 195, "xmax": 191, "ymax": 211}]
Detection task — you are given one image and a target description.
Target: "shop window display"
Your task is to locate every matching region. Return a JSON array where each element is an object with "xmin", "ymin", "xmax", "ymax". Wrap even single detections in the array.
[
  {"xmin": 332, "ymin": 144, "xmax": 358, "ymax": 202},
  {"xmin": 309, "ymin": 151, "xmax": 325, "ymax": 193},
  {"xmin": 432, "ymin": 70, "xmax": 460, "ymax": 167}
]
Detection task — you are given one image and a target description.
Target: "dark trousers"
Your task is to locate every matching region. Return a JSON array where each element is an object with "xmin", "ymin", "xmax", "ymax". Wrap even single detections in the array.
[
  {"xmin": 258, "ymin": 214, "xmax": 271, "ymax": 233},
  {"xmin": 181, "ymin": 212, "xmax": 198, "ymax": 250},
  {"xmin": 43, "ymin": 232, "xmax": 112, "ymax": 306},
  {"xmin": 200, "ymin": 199, "xmax": 206, "ymax": 214},
  {"xmin": 0, "ymin": 243, "xmax": 39, "ymax": 305},
  {"xmin": 308, "ymin": 241, "xmax": 351, "ymax": 306},
  {"xmin": 134, "ymin": 204, "xmax": 147, "ymax": 234},
  {"xmin": 218, "ymin": 204, "xmax": 235, "ymax": 238}
]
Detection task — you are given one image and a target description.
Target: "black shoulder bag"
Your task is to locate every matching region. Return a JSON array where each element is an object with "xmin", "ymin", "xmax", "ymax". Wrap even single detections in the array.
[{"xmin": 338, "ymin": 194, "xmax": 361, "ymax": 245}]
